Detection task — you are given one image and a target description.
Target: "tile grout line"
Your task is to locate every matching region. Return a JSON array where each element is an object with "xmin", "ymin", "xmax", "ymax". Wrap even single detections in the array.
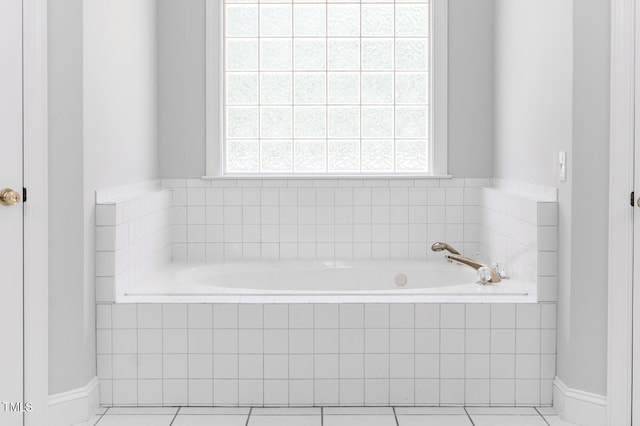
[
  {"xmin": 169, "ymin": 407, "xmax": 181, "ymax": 426},
  {"xmin": 463, "ymin": 407, "xmax": 476, "ymax": 426},
  {"xmin": 245, "ymin": 407, "xmax": 253, "ymax": 426},
  {"xmin": 392, "ymin": 406, "xmax": 400, "ymax": 426},
  {"xmin": 321, "ymin": 406, "xmax": 324, "ymax": 426},
  {"xmin": 535, "ymin": 407, "xmax": 553, "ymax": 426}
]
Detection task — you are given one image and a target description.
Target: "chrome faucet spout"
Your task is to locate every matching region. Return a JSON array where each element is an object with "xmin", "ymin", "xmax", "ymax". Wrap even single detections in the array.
[{"xmin": 445, "ymin": 253, "xmax": 502, "ymax": 283}]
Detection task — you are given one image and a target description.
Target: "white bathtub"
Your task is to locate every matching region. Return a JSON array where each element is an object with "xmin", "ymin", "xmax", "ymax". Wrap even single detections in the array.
[{"xmin": 123, "ymin": 259, "xmax": 533, "ymax": 303}]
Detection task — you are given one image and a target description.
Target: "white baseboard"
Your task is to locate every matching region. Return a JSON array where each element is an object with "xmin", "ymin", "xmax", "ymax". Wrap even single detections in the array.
[
  {"xmin": 49, "ymin": 377, "xmax": 100, "ymax": 426},
  {"xmin": 553, "ymin": 377, "xmax": 607, "ymax": 426}
]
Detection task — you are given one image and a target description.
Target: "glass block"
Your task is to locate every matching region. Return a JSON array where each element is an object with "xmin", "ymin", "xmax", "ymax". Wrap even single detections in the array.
[
  {"xmin": 327, "ymin": 4, "xmax": 360, "ymax": 36},
  {"xmin": 328, "ymin": 140, "xmax": 360, "ymax": 172},
  {"xmin": 261, "ymin": 40, "xmax": 293, "ymax": 70},
  {"xmin": 261, "ymin": 5, "xmax": 292, "ymax": 36},
  {"xmin": 328, "ymin": 73, "xmax": 360, "ymax": 104},
  {"xmin": 361, "ymin": 73, "xmax": 393, "ymax": 104},
  {"xmin": 294, "ymin": 140, "xmax": 326, "ymax": 173},
  {"xmin": 261, "ymin": 140, "xmax": 293, "ymax": 173},
  {"xmin": 294, "ymin": 73, "xmax": 326, "ymax": 105},
  {"xmin": 226, "ymin": 140, "xmax": 259, "ymax": 173},
  {"xmin": 396, "ymin": 107, "xmax": 428, "ymax": 138},
  {"xmin": 226, "ymin": 107, "xmax": 259, "ymax": 138},
  {"xmin": 294, "ymin": 107, "xmax": 326, "ymax": 138},
  {"xmin": 362, "ymin": 107, "xmax": 394, "ymax": 138},
  {"xmin": 261, "ymin": 107, "xmax": 293, "ymax": 138},
  {"xmin": 396, "ymin": 39, "xmax": 428, "ymax": 71},
  {"xmin": 328, "ymin": 107, "xmax": 360, "ymax": 138},
  {"xmin": 261, "ymin": 73, "xmax": 292, "ymax": 104},
  {"xmin": 226, "ymin": 5, "xmax": 258, "ymax": 37},
  {"xmin": 294, "ymin": 5, "xmax": 326, "ymax": 36},
  {"xmin": 362, "ymin": 5, "xmax": 394, "ymax": 36},
  {"xmin": 396, "ymin": 73, "xmax": 429, "ymax": 104},
  {"xmin": 226, "ymin": 40, "xmax": 258, "ymax": 71},
  {"xmin": 396, "ymin": 139, "xmax": 428, "ymax": 172},
  {"xmin": 396, "ymin": 5, "xmax": 429, "ymax": 37},
  {"xmin": 328, "ymin": 40, "xmax": 360, "ymax": 71},
  {"xmin": 294, "ymin": 40, "xmax": 326, "ymax": 71},
  {"xmin": 226, "ymin": 73, "xmax": 258, "ymax": 105},
  {"xmin": 362, "ymin": 40, "xmax": 394, "ymax": 71},
  {"xmin": 362, "ymin": 140, "xmax": 393, "ymax": 172}
]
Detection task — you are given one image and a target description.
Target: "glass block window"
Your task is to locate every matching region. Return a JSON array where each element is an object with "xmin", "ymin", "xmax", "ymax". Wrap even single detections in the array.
[{"xmin": 223, "ymin": 0, "xmax": 431, "ymax": 174}]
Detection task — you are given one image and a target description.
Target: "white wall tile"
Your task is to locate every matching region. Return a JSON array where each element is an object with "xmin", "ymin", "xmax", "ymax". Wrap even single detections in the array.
[
  {"xmin": 364, "ymin": 304, "xmax": 389, "ymax": 329},
  {"xmin": 163, "ymin": 379, "xmax": 188, "ymax": 405},
  {"xmin": 239, "ymin": 354, "xmax": 263, "ymax": 379},
  {"xmin": 390, "ymin": 354, "xmax": 414, "ymax": 379},
  {"xmin": 516, "ymin": 305, "xmax": 541, "ymax": 329},
  {"xmin": 440, "ymin": 304, "xmax": 465, "ymax": 328},
  {"xmin": 365, "ymin": 329, "xmax": 390, "ymax": 353},
  {"xmin": 415, "ymin": 354, "xmax": 439, "ymax": 379},
  {"xmin": 440, "ymin": 355, "xmax": 464, "ymax": 379},
  {"xmin": 188, "ymin": 354, "xmax": 214, "ymax": 379},
  {"xmin": 163, "ymin": 329, "xmax": 188, "ymax": 354},
  {"xmin": 212, "ymin": 380, "xmax": 238, "ymax": 406},
  {"xmin": 439, "ymin": 379, "xmax": 464, "ymax": 405},
  {"xmin": 214, "ymin": 355, "xmax": 239, "ymax": 378},
  {"xmin": 163, "ymin": 354, "xmax": 188, "ymax": 379},
  {"xmin": 239, "ymin": 304, "xmax": 263, "ymax": 328},
  {"xmin": 289, "ymin": 380, "xmax": 314, "ymax": 406}
]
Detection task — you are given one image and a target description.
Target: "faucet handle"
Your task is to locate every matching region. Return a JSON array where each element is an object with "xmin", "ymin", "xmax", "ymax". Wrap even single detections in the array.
[{"xmin": 491, "ymin": 262, "xmax": 508, "ymax": 279}]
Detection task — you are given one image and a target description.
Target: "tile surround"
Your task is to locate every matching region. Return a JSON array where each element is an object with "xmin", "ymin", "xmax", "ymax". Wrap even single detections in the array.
[
  {"xmin": 95, "ymin": 186, "xmax": 173, "ymax": 302},
  {"xmin": 95, "ymin": 178, "xmax": 558, "ymax": 301},
  {"xmin": 97, "ymin": 302, "xmax": 556, "ymax": 407},
  {"xmin": 162, "ymin": 178, "xmax": 487, "ymax": 263},
  {"xmin": 95, "ymin": 177, "xmax": 559, "ymax": 407}
]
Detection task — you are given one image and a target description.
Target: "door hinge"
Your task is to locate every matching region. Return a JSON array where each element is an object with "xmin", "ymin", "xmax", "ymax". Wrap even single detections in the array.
[{"xmin": 23, "ymin": 187, "xmax": 27, "ymax": 203}]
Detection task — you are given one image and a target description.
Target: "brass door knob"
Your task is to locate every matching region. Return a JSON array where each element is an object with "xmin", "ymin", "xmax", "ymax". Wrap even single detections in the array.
[{"xmin": 0, "ymin": 188, "xmax": 20, "ymax": 206}]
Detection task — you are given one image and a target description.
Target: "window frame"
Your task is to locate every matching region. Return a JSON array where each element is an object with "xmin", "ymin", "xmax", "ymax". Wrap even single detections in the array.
[{"xmin": 205, "ymin": 0, "xmax": 448, "ymax": 177}]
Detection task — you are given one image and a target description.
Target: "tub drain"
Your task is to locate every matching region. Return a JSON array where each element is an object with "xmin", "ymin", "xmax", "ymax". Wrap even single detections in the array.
[{"xmin": 394, "ymin": 273, "xmax": 408, "ymax": 286}]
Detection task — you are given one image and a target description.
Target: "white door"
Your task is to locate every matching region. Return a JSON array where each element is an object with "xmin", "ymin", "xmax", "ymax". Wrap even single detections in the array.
[{"xmin": 0, "ymin": 0, "xmax": 25, "ymax": 425}]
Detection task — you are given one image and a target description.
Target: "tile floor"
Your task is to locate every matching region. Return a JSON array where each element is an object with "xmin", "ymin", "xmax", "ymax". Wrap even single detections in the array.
[{"xmin": 81, "ymin": 406, "xmax": 581, "ymax": 426}]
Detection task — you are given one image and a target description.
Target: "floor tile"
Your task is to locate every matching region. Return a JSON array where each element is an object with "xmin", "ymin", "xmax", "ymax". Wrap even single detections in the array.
[
  {"xmin": 397, "ymin": 415, "xmax": 473, "ymax": 426},
  {"xmin": 252, "ymin": 407, "xmax": 321, "ymax": 415},
  {"xmin": 88, "ymin": 414, "xmax": 104, "ymax": 426},
  {"xmin": 106, "ymin": 407, "xmax": 179, "ymax": 415},
  {"xmin": 95, "ymin": 407, "xmax": 108, "ymax": 415},
  {"xmin": 536, "ymin": 407, "xmax": 557, "ymax": 415},
  {"xmin": 324, "ymin": 415, "xmax": 397, "ymax": 426},
  {"xmin": 95, "ymin": 415, "xmax": 174, "ymax": 426},
  {"xmin": 470, "ymin": 415, "xmax": 548, "ymax": 426},
  {"xmin": 179, "ymin": 407, "xmax": 251, "ymax": 415},
  {"xmin": 396, "ymin": 407, "xmax": 466, "ymax": 415},
  {"xmin": 544, "ymin": 415, "xmax": 582, "ymax": 426},
  {"xmin": 324, "ymin": 407, "xmax": 394, "ymax": 415},
  {"xmin": 248, "ymin": 415, "xmax": 321, "ymax": 426},
  {"xmin": 466, "ymin": 407, "xmax": 539, "ymax": 415},
  {"xmin": 173, "ymin": 415, "xmax": 248, "ymax": 426}
]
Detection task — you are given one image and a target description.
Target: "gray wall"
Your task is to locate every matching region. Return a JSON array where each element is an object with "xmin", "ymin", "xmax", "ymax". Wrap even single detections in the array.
[
  {"xmin": 493, "ymin": 0, "xmax": 573, "ymax": 187},
  {"xmin": 48, "ymin": 0, "xmax": 91, "ymax": 395},
  {"xmin": 48, "ymin": 0, "xmax": 160, "ymax": 395},
  {"xmin": 562, "ymin": 0, "xmax": 610, "ymax": 396},
  {"xmin": 493, "ymin": 0, "xmax": 610, "ymax": 397},
  {"xmin": 157, "ymin": 0, "xmax": 496, "ymax": 178}
]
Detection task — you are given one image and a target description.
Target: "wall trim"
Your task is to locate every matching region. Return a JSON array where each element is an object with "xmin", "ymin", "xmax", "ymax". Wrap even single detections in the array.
[
  {"xmin": 553, "ymin": 378, "xmax": 607, "ymax": 426},
  {"xmin": 48, "ymin": 377, "xmax": 100, "ymax": 426},
  {"xmin": 23, "ymin": 0, "xmax": 49, "ymax": 424},
  {"xmin": 607, "ymin": 0, "xmax": 635, "ymax": 424}
]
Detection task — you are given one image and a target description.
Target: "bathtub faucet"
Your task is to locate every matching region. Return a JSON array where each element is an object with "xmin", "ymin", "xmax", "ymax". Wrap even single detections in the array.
[
  {"xmin": 430, "ymin": 242, "xmax": 461, "ymax": 255},
  {"xmin": 431, "ymin": 242, "xmax": 501, "ymax": 284}
]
